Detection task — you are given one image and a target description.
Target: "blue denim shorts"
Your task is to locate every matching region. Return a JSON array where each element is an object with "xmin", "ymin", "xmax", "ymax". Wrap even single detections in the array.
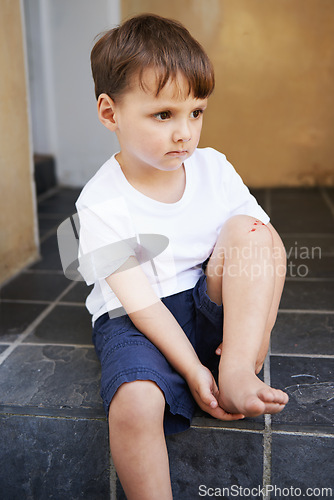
[{"xmin": 92, "ymin": 274, "xmax": 223, "ymax": 435}]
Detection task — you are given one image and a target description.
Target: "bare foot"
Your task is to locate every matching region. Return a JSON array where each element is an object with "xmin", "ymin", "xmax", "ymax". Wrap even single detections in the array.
[{"xmin": 218, "ymin": 367, "xmax": 289, "ymax": 418}]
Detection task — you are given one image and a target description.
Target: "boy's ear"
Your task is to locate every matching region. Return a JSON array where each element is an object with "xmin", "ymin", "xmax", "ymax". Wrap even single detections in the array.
[{"xmin": 97, "ymin": 93, "xmax": 118, "ymax": 131}]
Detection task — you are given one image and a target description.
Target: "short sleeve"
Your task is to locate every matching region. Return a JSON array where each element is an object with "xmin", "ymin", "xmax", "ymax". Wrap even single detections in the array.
[
  {"xmin": 76, "ymin": 196, "xmax": 137, "ymax": 285},
  {"xmin": 223, "ymin": 159, "xmax": 270, "ymax": 224}
]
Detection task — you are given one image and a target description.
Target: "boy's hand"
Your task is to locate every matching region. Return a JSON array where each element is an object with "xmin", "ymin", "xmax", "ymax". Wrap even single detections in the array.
[{"xmin": 186, "ymin": 364, "xmax": 244, "ymax": 421}]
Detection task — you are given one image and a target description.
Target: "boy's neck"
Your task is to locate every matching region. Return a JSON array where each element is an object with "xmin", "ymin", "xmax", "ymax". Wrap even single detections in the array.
[{"xmin": 115, "ymin": 153, "xmax": 186, "ymax": 204}]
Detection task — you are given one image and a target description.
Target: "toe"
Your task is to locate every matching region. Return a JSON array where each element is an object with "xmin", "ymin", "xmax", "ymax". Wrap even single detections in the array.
[
  {"xmin": 257, "ymin": 388, "xmax": 276, "ymax": 403},
  {"xmin": 263, "ymin": 402, "xmax": 287, "ymax": 415},
  {"xmin": 273, "ymin": 389, "xmax": 289, "ymax": 405},
  {"xmin": 244, "ymin": 395, "xmax": 266, "ymax": 417}
]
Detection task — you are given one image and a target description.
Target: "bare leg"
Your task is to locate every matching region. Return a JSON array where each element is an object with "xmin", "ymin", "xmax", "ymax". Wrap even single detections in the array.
[
  {"xmin": 205, "ymin": 215, "xmax": 289, "ymax": 417},
  {"xmin": 108, "ymin": 380, "xmax": 173, "ymax": 500}
]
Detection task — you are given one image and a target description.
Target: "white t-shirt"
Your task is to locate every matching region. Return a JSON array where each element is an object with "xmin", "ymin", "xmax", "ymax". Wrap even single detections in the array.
[{"xmin": 76, "ymin": 147, "xmax": 269, "ymax": 323}]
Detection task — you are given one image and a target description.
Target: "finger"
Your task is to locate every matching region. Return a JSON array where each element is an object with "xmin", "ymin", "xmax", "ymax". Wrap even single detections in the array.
[
  {"xmin": 200, "ymin": 388, "xmax": 244, "ymax": 420},
  {"xmin": 197, "ymin": 381, "xmax": 220, "ymax": 409},
  {"xmin": 209, "ymin": 406, "xmax": 245, "ymax": 421},
  {"xmin": 200, "ymin": 389, "xmax": 219, "ymax": 409},
  {"xmin": 215, "ymin": 344, "xmax": 222, "ymax": 355}
]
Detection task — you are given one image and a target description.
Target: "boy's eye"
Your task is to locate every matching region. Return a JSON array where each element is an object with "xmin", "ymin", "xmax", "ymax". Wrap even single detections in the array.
[
  {"xmin": 190, "ymin": 109, "xmax": 203, "ymax": 119},
  {"xmin": 154, "ymin": 111, "xmax": 171, "ymax": 121}
]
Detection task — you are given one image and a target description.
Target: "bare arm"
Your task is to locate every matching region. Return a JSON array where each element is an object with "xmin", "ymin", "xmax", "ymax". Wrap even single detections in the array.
[
  {"xmin": 106, "ymin": 257, "xmax": 201, "ymax": 379},
  {"xmin": 105, "ymin": 257, "xmax": 243, "ymax": 420}
]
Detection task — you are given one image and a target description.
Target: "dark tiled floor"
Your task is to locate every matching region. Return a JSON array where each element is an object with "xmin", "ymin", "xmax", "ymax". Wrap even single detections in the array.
[
  {"xmin": 0, "ymin": 301, "xmax": 47, "ymax": 340},
  {"xmin": 271, "ymin": 434, "xmax": 334, "ymax": 499},
  {"xmin": 270, "ymin": 356, "xmax": 334, "ymax": 431},
  {"xmin": 1, "ymin": 272, "xmax": 70, "ymax": 301},
  {"xmin": 271, "ymin": 312, "xmax": 334, "ymax": 356},
  {"xmin": 279, "ymin": 280, "xmax": 334, "ymax": 310},
  {"xmin": 0, "ymin": 186, "xmax": 333, "ymax": 499},
  {"xmin": 23, "ymin": 305, "xmax": 93, "ymax": 345},
  {"xmin": 0, "ymin": 345, "xmax": 102, "ymax": 411},
  {"xmin": 167, "ymin": 429, "xmax": 264, "ymax": 500},
  {"xmin": 0, "ymin": 414, "xmax": 110, "ymax": 498}
]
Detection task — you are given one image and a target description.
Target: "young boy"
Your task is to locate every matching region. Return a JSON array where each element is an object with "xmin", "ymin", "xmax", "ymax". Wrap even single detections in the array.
[{"xmin": 76, "ymin": 13, "xmax": 289, "ymax": 499}]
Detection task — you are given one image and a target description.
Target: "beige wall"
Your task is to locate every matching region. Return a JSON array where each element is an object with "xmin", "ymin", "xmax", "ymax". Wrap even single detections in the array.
[
  {"xmin": 0, "ymin": 0, "xmax": 38, "ymax": 284},
  {"xmin": 122, "ymin": 0, "xmax": 334, "ymax": 187}
]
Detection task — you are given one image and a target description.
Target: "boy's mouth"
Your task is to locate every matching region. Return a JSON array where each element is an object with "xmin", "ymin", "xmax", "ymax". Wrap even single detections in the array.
[{"xmin": 166, "ymin": 150, "xmax": 188, "ymax": 156}]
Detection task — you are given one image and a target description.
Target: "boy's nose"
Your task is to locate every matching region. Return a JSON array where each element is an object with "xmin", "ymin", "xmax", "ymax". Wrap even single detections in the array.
[{"xmin": 172, "ymin": 121, "xmax": 191, "ymax": 143}]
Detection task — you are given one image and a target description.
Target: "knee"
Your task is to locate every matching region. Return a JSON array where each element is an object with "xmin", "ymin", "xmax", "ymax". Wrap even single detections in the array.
[
  {"xmin": 109, "ymin": 380, "xmax": 165, "ymax": 432},
  {"xmin": 222, "ymin": 215, "xmax": 273, "ymax": 248}
]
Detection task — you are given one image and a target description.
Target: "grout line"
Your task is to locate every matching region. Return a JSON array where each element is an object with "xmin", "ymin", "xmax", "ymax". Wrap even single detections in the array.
[
  {"xmin": 39, "ymin": 211, "xmax": 72, "ymax": 218},
  {"xmin": 262, "ymin": 421, "xmax": 272, "ymax": 500},
  {"xmin": 262, "ymin": 351, "xmax": 272, "ymax": 500},
  {"xmin": 2, "ymin": 342, "xmax": 94, "ymax": 348},
  {"xmin": 270, "ymin": 352, "xmax": 334, "ymax": 359},
  {"xmin": 0, "ymin": 298, "xmax": 86, "ymax": 307},
  {"xmin": 271, "ymin": 429, "xmax": 334, "ymax": 439},
  {"xmin": 190, "ymin": 422, "xmax": 334, "ymax": 439},
  {"xmin": 190, "ymin": 423, "xmax": 264, "ymax": 434},
  {"xmin": 320, "ymin": 188, "xmax": 334, "ymax": 220},
  {"xmin": 40, "ymin": 228, "xmax": 60, "ymax": 243},
  {"xmin": 39, "ymin": 213, "xmax": 68, "ymax": 220},
  {"xmin": 280, "ymin": 232, "xmax": 334, "ymax": 238},
  {"xmin": 109, "ymin": 453, "xmax": 117, "ymax": 500},
  {"xmin": 278, "ymin": 309, "xmax": 334, "ymax": 314},
  {"xmin": 22, "ymin": 269, "xmax": 65, "ymax": 275},
  {"xmin": 308, "ymin": 251, "xmax": 334, "ymax": 257},
  {"xmin": 38, "ymin": 212, "xmax": 73, "ymax": 218},
  {"xmin": 37, "ymin": 186, "xmax": 60, "ymax": 203},
  {"xmin": 285, "ymin": 277, "xmax": 334, "ymax": 282},
  {"xmin": 57, "ymin": 301, "xmax": 86, "ymax": 307},
  {"xmin": 0, "ymin": 299, "xmax": 53, "ymax": 305},
  {"xmin": 0, "ymin": 281, "xmax": 77, "ymax": 367}
]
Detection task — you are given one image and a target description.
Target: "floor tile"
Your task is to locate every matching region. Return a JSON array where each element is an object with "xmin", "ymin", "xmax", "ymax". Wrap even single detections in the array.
[
  {"xmin": 34, "ymin": 154, "xmax": 57, "ymax": 195},
  {"xmin": 38, "ymin": 188, "xmax": 81, "ymax": 216},
  {"xmin": 282, "ymin": 232, "xmax": 334, "ymax": 279},
  {"xmin": 272, "ymin": 312, "xmax": 334, "ymax": 356},
  {"xmin": 270, "ymin": 188, "xmax": 334, "ymax": 233},
  {"xmin": 23, "ymin": 305, "xmax": 92, "ymax": 344},
  {"xmin": 38, "ymin": 214, "xmax": 66, "ymax": 237},
  {"xmin": 60, "ymin": 281, "xmax": 93, "ymax": 303},
  {"xmin": 325, "ymin": 187, "xmax": 334, "ymax": 204},
  {"xmin": 0, "ymin": 272, "xmax": 69, "ymax": 301},
  {"xmin": 0, "ymin": 302, "xmax": 47, "ymax": 341},
  {"xmin": 250, "ymin": 188, "xmax": 268, "ymax": 211},
  {"xmin": 0, "ymin": 414, "xmax": 109, "ymax": 499},
  {"xmin": 270, "ymin": 356, "xmax": 334, "ymax": 432},
  {"xmin": 0, "ymin": 345, "xmax": 102, "ymax": 414},
  {"xmin": 287, "ymin": 256, "xmax": 334, "ymax": 279},
  {"xmin": 280, "ymin": 280, "xmax": 334, "ymax": 311},
  {"xmin": 282, "ymin": 234, "xmax": 334, "ymax": 256},
  {"xmin": 30, "ymin": 234, "xmax": 64, "ymax": 271},
  {"xmin": 116, "ymin": 428, "xmax": 266, "ymax": 500},
  {"xmin": 167, "ymin": 428, "xmax": 263, "ymax": 500},
  {"xmin": 271, "ymin": 433, "xmax": 334, "ymax": 498}
]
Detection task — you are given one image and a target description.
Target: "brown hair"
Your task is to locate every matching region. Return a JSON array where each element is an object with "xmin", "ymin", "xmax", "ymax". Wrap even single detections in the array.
[{"xmin": 91, "ymin": 14, "xmax": 215, "ymax": 101}]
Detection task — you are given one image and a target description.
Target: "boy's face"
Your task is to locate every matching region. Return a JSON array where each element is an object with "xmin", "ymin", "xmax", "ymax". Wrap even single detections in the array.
[{"xmin": 107, "ymin": 69, "xmax": 208, "ymax": 175}]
